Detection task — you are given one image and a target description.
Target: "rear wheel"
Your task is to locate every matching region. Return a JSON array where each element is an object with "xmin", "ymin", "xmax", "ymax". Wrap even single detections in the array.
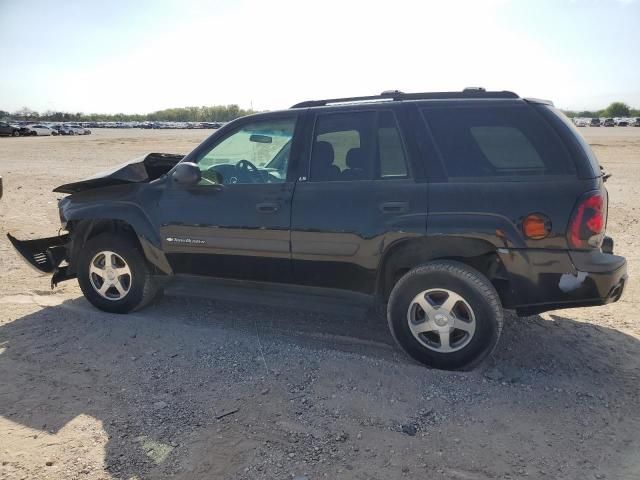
[
  {"xmin": 77, "ymin": 233, "xmax": 159, "ymax": 313},
  {"xmin": 12, "ymin": 130, "xmax": 19, "ymax": 137},
  {"xmin": 387, "ymin": 261, "xmax": 503, "ymax": 370}
]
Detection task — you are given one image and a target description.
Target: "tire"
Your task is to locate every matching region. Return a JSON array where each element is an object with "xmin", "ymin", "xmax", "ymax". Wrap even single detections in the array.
[
  {"xmin": 77, "ymin": 233, "xmax": 159, "ymax": 314},
  {"xmin": 12, "ymin": 130, "xmax": 19, "ymax": 137},
  {"xmin": 387, "ymin": 261, "xmax": 503, "ymax": 370}
]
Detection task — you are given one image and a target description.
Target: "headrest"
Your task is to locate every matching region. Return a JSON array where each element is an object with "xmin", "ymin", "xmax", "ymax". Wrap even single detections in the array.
[
  {"xmin": 346, "ymin": 148, "xmax": 365, "ymax": 170},
  {"xmin": 312, "ymin": 141, "xmax": 335, "ymax": 166}
]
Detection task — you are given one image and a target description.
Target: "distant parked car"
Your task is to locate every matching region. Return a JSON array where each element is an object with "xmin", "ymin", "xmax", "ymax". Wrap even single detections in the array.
[
  {"xmin": 574, "ymin": 118, "xmax": 588, "ymax": 127},
  {"xmin": 23, "ymin": 124, "xmax": 56, "ymax": 136},
  {"xmin": 59, "ymin": 124, "xmax": 88, "ymax": 135},
  {"xmin": 632, "ymin": 118, "xmax": 640, "ymax": 127},
  {"xmin": 615, "ymin": 119, "xmax": 629, "ymax": 127},
  {"xmin": 0, "ymin": 121, "xmax": 21, "ymax": 136},
  {"xmin": 57, "ymin": 125, "xmax": 76, "ymax": 135},
  {"xmin": 50, "ymin": 124, "xmax": 66, "ymax": 135},
  {"xmin": 602, "ymin": 118, "xmax": 615, "ymax": 127},
  {"xmin": 68, "ymin": 123, "xmax": 90, "ymax": 134},
  {"xmin": 201, "ymin": 122, "xmax": 222, "ymax": 129},
  {"xmin": 589, "ymin": 118, "xmax": 601, "ymax": 127}
]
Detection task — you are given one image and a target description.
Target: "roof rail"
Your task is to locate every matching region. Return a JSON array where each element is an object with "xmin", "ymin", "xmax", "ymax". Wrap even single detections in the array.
[{"xmin": 290, "ymin": 88, "xmax": 519, "ymax": 108}]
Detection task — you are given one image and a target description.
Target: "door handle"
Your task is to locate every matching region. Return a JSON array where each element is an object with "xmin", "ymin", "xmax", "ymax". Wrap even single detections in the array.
[
  {"xmin": 256, "ymin": 202, "xmax": 280, "ymax": 213},
  {"xmin": 379, "ymin": 201, "xmax": 409, "ymax": 214}
]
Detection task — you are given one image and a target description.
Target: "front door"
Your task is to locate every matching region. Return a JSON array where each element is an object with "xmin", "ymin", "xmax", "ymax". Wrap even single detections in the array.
[{"xmin": 158, "ymin": 114, "xmax": 300, "ymax": 283}]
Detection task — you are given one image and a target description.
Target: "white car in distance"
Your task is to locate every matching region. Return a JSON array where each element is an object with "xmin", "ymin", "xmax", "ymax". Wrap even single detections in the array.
[{"xmin": 24, "ymin": 124, "xmax": 57, "ymax": 136}]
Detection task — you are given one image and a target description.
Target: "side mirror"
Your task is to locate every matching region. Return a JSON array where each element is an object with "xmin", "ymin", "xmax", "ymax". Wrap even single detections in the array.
[{"xmin": 172, "ymin": 162, "xmax": 201, "ymax": 186}]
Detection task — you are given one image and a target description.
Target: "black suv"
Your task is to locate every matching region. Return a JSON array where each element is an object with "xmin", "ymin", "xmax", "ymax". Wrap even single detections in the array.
[
  {"xmin": 8, "ymin": 89, "xmax": 627, "ymax": 370},
  {"xmin": 0, "ymin": 121, "xmax": 21, "ymax": 137}
]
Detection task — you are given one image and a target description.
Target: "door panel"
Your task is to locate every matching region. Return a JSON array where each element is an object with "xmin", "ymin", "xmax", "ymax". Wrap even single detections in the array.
[
  {"xmin": 291, "ymin": 179, "xmax": 427, "ymax": 294},
  {"xmin": 159, "ymin": 182, "xmax": 293, "ymax": 282}
]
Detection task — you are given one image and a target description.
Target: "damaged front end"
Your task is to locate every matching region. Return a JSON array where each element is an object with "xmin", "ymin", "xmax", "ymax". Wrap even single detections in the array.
[
  {"xmin": 7, "ymin": 233, "xmax": 74, "ymax": 288},
  {"xmin": 53, "ymin": 152, "xmax": 184, "ymax": 194},
  {"xmin": 7, "ymin": 152, "xmax": 184, "ymax": 289}
]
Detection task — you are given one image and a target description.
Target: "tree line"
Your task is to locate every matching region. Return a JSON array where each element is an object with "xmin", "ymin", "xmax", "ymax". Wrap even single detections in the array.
[
  {"xmin": 0, "ymin": 104, "xmax": 256, "ymax": 122},
  {"xmin": 562, "ymin": 102, "xmax": 639, "ymax": 119},
  {"xmin": 1, "ymin": 101, "xmax": 638, "ymax": 123}
]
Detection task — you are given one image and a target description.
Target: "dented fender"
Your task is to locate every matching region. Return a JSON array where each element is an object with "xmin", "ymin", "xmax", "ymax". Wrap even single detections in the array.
[
  {"xmin": 61, "ymin": 201, "xmax": 173, "ymax": 275},
  {"xmin": 53, "ymin": 152, "xmax": 183, "ymax": 194}
]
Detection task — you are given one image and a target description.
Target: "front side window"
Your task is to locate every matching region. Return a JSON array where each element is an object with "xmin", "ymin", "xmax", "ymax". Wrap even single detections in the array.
[{"xmin": 197, "ymin": 117, "xmax": 296, "ymax": 185}]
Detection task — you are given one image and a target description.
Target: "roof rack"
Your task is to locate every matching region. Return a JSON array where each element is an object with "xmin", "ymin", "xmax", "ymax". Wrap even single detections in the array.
[{"xmin": 290, "ymin": 88, "xmax": 519, "ymax": 108}]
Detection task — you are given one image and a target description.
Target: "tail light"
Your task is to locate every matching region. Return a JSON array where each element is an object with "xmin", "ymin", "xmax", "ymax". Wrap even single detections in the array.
[{"xmin": 568, "ymin": 191, "xmax": 607, "ymax": 249}]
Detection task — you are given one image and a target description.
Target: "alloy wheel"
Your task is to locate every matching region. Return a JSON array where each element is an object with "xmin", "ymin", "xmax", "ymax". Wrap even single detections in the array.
[
  {"xmin": 89, "ymin": 251, "xmax": 132, "ymax": 301},
  {"xmin": 407, "ymin": 288, "xmax": 476, "ymax": 353}
]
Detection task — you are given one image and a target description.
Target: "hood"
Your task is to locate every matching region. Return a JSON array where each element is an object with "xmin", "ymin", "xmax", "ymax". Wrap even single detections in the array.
[{"xmin": 53, "ymin": 152, "xmax": 184, "ymax": 194}]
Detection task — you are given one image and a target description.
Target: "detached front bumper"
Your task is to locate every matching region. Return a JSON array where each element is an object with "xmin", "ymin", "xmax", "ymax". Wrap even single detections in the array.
[
  {"xmin": 498, "ymin": 243, "xmax": 627, "ymax": 316},
  {"xmin": 7, "ymin": 233, "xmax": 76, "ymax": 287}
]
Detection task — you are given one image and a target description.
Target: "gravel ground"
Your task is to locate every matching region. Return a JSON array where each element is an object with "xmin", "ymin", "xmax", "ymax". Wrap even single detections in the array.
[{"xmin": 0, "ymin": 128, "xmax": 638, "ymax": 480}]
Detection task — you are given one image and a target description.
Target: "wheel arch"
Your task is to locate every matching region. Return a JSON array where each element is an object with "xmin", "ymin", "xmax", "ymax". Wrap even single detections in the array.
[
  {"xmin": 65, "ymin": 204, "xmax": 172, "ymax": 275},
  {"xmin": 377, "ymin": 236, "xmax": 511, "ymax": 303}
]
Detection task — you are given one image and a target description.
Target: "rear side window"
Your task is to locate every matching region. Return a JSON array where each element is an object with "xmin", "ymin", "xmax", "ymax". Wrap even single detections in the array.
[
  {"xmin": 377, "ymin": 111, "xmax": 408, "ymax": 178},
  {"xmin": 421, "ymin": 105, "xmax": 575, "ymax": 179},
  {"xmin": 309, "ymin": 110, "xmax": 409, "ymax": 182}
]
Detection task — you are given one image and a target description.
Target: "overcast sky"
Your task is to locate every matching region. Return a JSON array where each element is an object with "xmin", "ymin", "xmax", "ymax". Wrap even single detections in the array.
[{"xmin": 1, "ymin": 0, "xmax": 638, "ymax": 114}]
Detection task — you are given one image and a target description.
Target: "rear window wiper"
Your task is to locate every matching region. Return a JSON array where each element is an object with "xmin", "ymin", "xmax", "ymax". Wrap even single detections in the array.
[{"xmin": 600, "ymin": 165, "xmax": 612, "ymax": 182}]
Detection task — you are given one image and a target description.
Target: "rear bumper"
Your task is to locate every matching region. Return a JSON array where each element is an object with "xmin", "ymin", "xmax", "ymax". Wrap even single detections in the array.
[
  {"xmin": 498, "ymin": 245, "xmax": 627, "ymax": 316},
  {"xmin": 7, "ymin": 233, "xmax": 76, "ymax": 287}
]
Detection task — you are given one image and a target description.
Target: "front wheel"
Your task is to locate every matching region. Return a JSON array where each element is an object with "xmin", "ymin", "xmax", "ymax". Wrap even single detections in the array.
[
  {"xmin": 12, "ymin": 130, "xmax": 19, "ymax": 137},
  {"xmin": 77, "ymin": 233, "xmax": 159, "ymax": 313},
  {"xmin": 387, "ymin": 261, "xmax": 503, "ymax": 370}
]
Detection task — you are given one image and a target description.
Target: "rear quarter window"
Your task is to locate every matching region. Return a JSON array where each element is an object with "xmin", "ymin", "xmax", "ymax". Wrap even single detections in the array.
[{"xmin": 421, "ymin": 104, "xmax": 576, "ymax": 180}]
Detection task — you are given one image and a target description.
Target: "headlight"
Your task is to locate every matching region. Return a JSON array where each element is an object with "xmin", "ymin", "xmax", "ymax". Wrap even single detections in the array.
[{"xmin": 58, "ymin": 198, "xmax": 68, "ymax": 229}]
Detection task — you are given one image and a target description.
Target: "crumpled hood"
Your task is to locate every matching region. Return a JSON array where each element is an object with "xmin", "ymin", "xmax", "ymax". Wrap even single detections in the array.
[{"xmin": 53, "ymin": 152, "xmax": 184, "ymax": 194}]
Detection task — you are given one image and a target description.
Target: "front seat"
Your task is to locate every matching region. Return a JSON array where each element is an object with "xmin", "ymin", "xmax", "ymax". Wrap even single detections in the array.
[
  {"xmin": 341, "ymin": 148, "xmax": 368, "ymax": 180},
  {"xmin": 310, "ymin": 141, "xmax": 340, "ymax": 181}
]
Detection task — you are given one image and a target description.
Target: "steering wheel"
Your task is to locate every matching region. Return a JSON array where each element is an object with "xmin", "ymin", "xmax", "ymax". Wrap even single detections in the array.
[
  {"xmin": 236, "ymin": 159, "xmax": 261, "ymax": 183},
  {"xmin": 202, "ymin": 166, "xmax": 223, "ymax": 184}
]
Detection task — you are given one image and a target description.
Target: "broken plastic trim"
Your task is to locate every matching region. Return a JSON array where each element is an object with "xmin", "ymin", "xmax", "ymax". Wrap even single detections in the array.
[{"xmin": 7, "ymin": 233, "xmax": 69, "ymax": 273}]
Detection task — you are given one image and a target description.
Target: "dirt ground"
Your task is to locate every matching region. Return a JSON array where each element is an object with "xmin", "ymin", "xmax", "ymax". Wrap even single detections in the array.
[{"xmin": 0, "ymin": 127, "xmax": 638, "ymax": 480}]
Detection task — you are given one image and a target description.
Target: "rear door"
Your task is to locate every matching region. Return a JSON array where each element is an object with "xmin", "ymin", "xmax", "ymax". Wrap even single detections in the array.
[{"xmin": 290, "ymin": 106, "xmax": 428, "ymax": 294}]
